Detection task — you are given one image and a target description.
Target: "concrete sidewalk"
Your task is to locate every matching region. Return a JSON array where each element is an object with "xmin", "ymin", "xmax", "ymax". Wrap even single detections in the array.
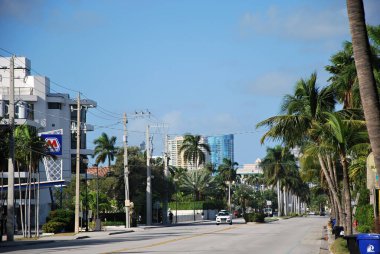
[{"xmin": 0, "ymin": 220, "xmax": 210, "ymax": 248}]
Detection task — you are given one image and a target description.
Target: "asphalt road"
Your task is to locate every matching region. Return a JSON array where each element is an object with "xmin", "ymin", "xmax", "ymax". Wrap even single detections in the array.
[{"xmin": 1, "ymin": 216, "xmax": 328, "ymax": 254}]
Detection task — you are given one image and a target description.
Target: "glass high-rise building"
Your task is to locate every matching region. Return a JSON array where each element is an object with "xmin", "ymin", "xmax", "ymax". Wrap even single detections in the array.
[{"xmin": 207, "ymin": 134, "xmax": 234, "ymax": 170}]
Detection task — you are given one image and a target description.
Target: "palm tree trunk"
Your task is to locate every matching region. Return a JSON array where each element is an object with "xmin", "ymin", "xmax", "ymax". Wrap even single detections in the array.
[
  {"xmin": 283, "ymin": 187, "xmax": 287, "ymax": 216},
  {"xmin": 340, "ymin": 153, "xmax": 353, "ymax": 235},
  {"xmin": 277, "ymin": 181, "xmax": 282, "ymax": 216},
  {"xmin": 347, "ymin": 0, "xmax": 380, "ymax": 175},
  {"xmin": 318, "ymin": 154, "xmax": 343, "ymax": 226}
]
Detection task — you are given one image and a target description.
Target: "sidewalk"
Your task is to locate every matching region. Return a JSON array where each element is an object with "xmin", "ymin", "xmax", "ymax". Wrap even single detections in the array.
[{"xmin": 0, "ymin": 220, "xmax": 209, "ymax": 248}]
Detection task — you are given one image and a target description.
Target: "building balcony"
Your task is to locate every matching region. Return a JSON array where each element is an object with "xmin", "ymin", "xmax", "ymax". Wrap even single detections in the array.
[
  {"xmin": 71, "ymin": 148, "xmax": 94, "ymax": 156},
  {"xmin": 0, "ymin": 87, "xmax": 38, "ymax": 102}
]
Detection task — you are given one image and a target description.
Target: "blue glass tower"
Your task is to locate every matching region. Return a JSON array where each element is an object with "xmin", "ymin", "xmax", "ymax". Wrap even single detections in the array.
[{"xmin": 207, "ymin": 134, "xmax": 234, "ymax": 170}]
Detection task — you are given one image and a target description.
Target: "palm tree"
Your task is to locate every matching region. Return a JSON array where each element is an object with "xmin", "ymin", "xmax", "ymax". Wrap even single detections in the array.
[
  {"xmin": 93, "ymin": 132, "xmax": 117, "ymax": 167},
  {"xmin": 14, "ymin": 125, "xmax": 49, "ymax": 238},
  {"xmin": 346, "ymin": 0, "xmax": 380, "ymax": 176},
  {"xmin": 217, "ymin": 158, "xmax": 238, "ymax": 183},
  {"xmin": 245, "ymin": 173, "xmax": 265, "ymax": 191},
  {"xmin": 179, "ymin": 134, "xmax": 210, "ymax": 170},
  {"xmin": 232, "ymin": 184, "xmax": 253, "ymax": 214},
  {"xmin": 257, "ymin": 72, "xmax": 335, "ymax": 147},
  {"xmin": 322, "ymin": 112, "xmax": 368, "ymax": 234},
  {"xmin": 180, "ymin": 169, "xmax": 213, "ymax": 201},
  {"xmin": 256, "ymin": 73, "xmax": 342, "ymax": 219},
  {"xmin": 260, "ymin": 146, "xmax": 297, "ymax": 216},
  {"xmin": 217, "ymin": 158, "xmax": 238, "ymax": 211},
  {"xmin": 325, "ymin": 41, "xmax": 360, "ymax": 109}
]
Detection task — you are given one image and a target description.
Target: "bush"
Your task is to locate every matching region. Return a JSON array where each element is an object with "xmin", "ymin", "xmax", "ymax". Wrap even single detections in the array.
[
  {"xmin": 243, "ymin": 212, "xmax": 266, "ymax": 223},
  {"xmin": 355, "ymin": 204, "xmax": 374, "ymax": 233},
  {"xmin": 42, "ymin": 221, "xmax": 66, "ymax": 233},
  {"xmin": 43, "ymin": 209, "xmax": 75, "ymax": 233}
]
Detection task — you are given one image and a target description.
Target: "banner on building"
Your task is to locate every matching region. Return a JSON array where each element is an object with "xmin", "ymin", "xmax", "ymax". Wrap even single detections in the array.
[{"xmin": 39, "ymin": 129, "xmax": 63, "ymax": 156}]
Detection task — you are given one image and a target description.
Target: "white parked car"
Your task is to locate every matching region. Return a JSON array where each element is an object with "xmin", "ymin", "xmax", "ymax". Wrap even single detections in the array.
[{"xmin": 216, "ymin": 210, "xmax": 232, "ymax": 225}]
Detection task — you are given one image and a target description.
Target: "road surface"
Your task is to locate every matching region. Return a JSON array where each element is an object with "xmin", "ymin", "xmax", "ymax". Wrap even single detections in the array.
[{"xmin": 1, "ymin": 216, "xmax": 328, "ymax": 254}]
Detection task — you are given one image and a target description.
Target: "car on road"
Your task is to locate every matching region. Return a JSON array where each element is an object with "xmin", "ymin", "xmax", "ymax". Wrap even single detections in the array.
[
  {"xmin": 263, "ymin": 208, "xmax": 273, "ymax": 217},
  {"xmin": 216, "ymin": 210, "xmax": 232, "ymax": 225}
]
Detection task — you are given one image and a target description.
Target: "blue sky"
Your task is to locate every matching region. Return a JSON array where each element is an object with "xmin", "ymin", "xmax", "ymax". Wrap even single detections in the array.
[{"xmin": 1, "ymin": 0, "xmax": 379, "ymax": 166}]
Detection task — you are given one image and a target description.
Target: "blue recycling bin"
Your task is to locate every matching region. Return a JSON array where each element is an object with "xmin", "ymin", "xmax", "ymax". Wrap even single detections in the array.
[
  {"xmin": 331, "ymin": 218, "xmax": 336, "ymax": 227},
  {"xmin": 356, "ymin": 234, "xmax": 380, "ymax": 254}
]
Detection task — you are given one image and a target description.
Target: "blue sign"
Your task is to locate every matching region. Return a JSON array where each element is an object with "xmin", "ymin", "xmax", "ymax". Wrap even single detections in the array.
[{"xmin": 41, "ymin": 134, "xmax": 62, "ymax": 155}]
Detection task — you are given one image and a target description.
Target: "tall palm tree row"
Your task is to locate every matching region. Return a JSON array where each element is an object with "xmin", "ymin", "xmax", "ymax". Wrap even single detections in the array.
[
  {"xmin": 259, "ymin": 146, "xmax": 303, "ymax": 216},
  {"xmin": 257, "ymin": 27, "xmax": 380, "ymax": 234},
  {"xmin": 256, "ymin": 72, "xmax": 362, "ymax": 234}
]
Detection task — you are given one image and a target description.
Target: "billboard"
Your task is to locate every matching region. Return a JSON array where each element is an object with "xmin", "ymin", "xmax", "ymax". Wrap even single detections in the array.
[{"xmin": 40, "ymin": 133, "xmax": 63, "ymax": 156}]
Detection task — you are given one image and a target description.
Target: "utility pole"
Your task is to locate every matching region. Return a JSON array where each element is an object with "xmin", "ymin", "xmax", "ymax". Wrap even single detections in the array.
[
  {"xmin": 74, "ymin": 93, "xmax": 81, "ymax": 234},
  {"xmin": 146, "ymin": 125, "xmax": 152, "ymax": 225},
  {"xmin": 162, "ymin": 135, "xmax": 169, "ymax": 224},
  {"xmin": 123, "ymin": 113, "xmax": 131, "ymax": 228},
  {"xmin": 6, "ymin": 56, "xmax": 15, "ymax": 241}
]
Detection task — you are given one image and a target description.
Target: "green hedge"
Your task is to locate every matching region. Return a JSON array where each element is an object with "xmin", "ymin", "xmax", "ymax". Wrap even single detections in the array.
[
  {"xmin": 42, "ymin": 221, "xmax": 66, "ymax": 233},
  {"xmin": 243, "ymin": 212, "xmax": 266, "ymax": 223},
  {"xmin": 43, "ymin": 209, "xmax": 75, "ymax": 233},
  {"xmin": 167, "ymin": 200, "xmax": 224, "ymax": 210},
  {"xmin": 355, "ymin": 204, "xmax": 374, "ymax": 233},
  {"xmin": 168, "ymin": 201, "xmax": 203, "ymax": 210}
]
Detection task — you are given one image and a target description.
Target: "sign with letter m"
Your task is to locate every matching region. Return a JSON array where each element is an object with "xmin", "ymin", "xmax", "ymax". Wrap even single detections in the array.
[{"xmin": 41, "ymin": 134, "xmax": 63, "ymax": 155}]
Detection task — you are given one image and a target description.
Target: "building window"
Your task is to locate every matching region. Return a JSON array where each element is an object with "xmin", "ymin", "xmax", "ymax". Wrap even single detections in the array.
[{"xmin": 48, "ymin": 102, "xmax": 62, "ymax": 109}]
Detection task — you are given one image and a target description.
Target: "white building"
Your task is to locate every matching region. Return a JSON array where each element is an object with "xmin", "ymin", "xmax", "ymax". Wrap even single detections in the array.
[
  {"xmin": 236, "ymin": 158, "xmax": 263, "ymax": 176},
  {"xmin": 237, "ymin": 159, "xmax": 265, "ymax": 190},
  {"xmin": 167, "ymin": 135, "xmax": 210, "ymax": 170},
  {"xmin": 0, "ymin": 56, "xmax": 96, "ymax": 225}
]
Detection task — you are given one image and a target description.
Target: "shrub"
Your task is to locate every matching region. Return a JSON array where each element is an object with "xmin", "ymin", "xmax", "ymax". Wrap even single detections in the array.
[
  {"xmin": 43, "ymin": 209, "xmax": 75, "ymax": 233},
  {"xmin": 243, "ymin": 212, "xmax": 266, "ymax": 223},
  {"xmin": 355, "ymin": 204, "xmax": 374, "ymax": 233},
  {"xmin": 42, "ymin": 221, "xmax": 66, "ymax": 233}
]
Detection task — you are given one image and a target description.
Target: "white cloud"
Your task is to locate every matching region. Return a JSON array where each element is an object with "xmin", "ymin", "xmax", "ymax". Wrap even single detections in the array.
[{"xmin": 240, "ymin": 5, "xmax": 348, "ymax": 41}]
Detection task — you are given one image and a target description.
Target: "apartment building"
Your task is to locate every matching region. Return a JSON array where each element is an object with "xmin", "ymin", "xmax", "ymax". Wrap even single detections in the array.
[
  {"xmin": 167, "ymin": 135, "xmax": 210, "ymax": 170},
  {"xmin": 0, "ymin": 56, "xmax": 96, "ymax": 224},
  {"xmin": 207, "ymin": 134, "xmax": 234, "ymax": 170}
]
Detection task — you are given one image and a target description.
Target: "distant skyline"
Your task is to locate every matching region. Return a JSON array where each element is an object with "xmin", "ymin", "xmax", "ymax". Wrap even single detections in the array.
[{"xmin": 1, "ymin": 0, "xmax": 379, "ymax": 166}]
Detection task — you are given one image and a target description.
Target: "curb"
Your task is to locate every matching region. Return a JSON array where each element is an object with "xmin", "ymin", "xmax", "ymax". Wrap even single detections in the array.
[
  {"xmin": 108, "ymin": 230, "xmax": 134, "ymax": 235},
  {"xmin": 0, "ymin": 240, "xmax": 56, "ymax": 248},
  {"xmin": 76, "ymin": 236, "xmax": 91, "ymax": 240}
]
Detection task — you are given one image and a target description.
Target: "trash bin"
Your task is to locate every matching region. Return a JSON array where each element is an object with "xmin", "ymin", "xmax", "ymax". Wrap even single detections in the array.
[
  {"xmin": 344, "ymin": 234, "xmax": 360, "ymax": 254},
  {"xmin": 333, "ymin": 226, "xmax": 344, "ymax": 239},
  {"xmin": 331, "ymin": 219, "xmax": 336, "ymax": 227},
  {"xmin": 356, "ymin": 234, "xmax": 380, "ymax": 254}
]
